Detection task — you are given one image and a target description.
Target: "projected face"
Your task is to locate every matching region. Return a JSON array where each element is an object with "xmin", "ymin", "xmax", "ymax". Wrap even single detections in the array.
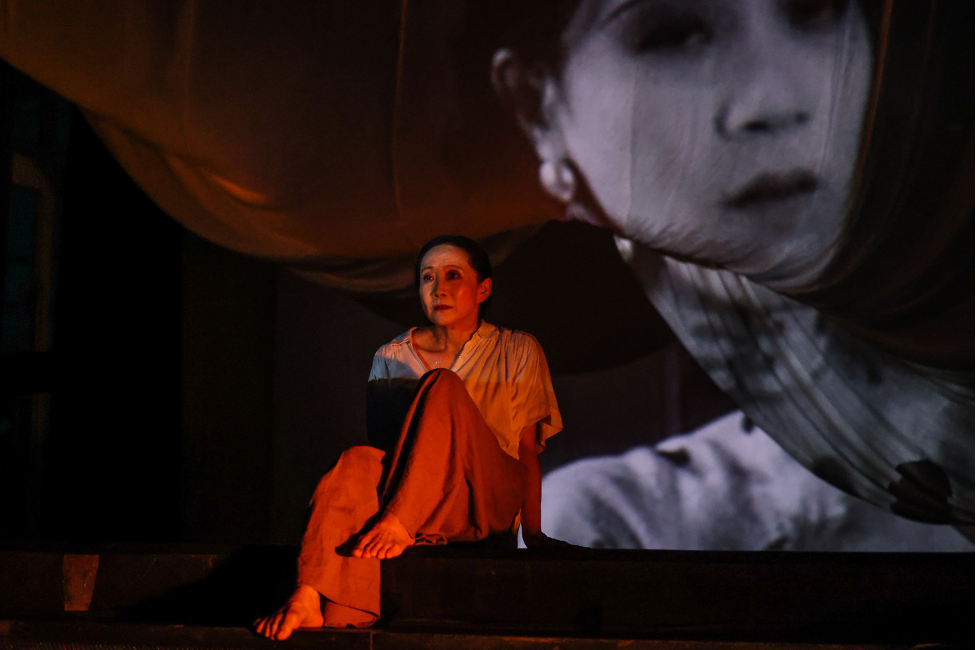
[
  {"xmin": 418, "ymin": 244, "xmax": 492, "ymax": 327},
  {"xmin": 502, "ymin": 0, "xmax": 872, "ymax": 287}
]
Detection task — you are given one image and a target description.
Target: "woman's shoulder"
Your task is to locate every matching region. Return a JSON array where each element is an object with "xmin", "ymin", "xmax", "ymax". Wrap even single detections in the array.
[
  {"xmin": 370, "ymin": 329, "xmax": 423, "ymax": 380},
  {"xmin": 374, "ymin": 328, "xmax": 415, "ymax": 357},
  {"xmin": 499, "ymin": 326, "xmax": 540, "ymax": 345},
  {"xmin": 493, "ymin": 325, "xmax": 545, "ymax": 357}
]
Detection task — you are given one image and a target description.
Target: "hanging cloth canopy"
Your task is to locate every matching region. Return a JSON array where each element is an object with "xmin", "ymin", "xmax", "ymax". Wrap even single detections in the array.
[{"xmin": 0, "ymin": 1, "xmax": 558, "ymax": 290}]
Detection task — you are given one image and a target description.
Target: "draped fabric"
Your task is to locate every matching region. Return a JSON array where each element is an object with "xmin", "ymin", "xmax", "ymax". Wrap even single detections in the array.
[
  {"xmin": 0, "ymin": 1, "xmax": 555, "ymax": 290},
  {"xmin": 0, "ymin": 1, "xmax": 972, "ymax": 526},
  {"xmin": 626, "ymin": 247, "xmax": 973, "ymax": 530}
]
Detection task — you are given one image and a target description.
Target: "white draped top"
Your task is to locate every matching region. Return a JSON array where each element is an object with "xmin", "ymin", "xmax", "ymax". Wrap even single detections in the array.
[{"xmin": 369, "ymin": 322, "xmax": 562, "ymax": 459}]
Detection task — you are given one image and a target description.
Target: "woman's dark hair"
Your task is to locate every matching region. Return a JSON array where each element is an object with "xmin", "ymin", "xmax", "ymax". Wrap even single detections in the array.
[{"xmin": 414, "ymin": 235, "xmax": 493, "ymax": 318}]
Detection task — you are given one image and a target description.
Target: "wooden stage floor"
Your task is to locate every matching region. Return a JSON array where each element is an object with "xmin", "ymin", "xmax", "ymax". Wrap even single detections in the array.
[{"xmin": 0, "ymin": 545, "xmax": 971, "ymax": 648}]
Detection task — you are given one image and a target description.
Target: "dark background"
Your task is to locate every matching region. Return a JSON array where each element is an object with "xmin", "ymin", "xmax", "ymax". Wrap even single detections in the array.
[{"xmin": 0, "ymin": 65, "xmax": 732, "ymax": 545}]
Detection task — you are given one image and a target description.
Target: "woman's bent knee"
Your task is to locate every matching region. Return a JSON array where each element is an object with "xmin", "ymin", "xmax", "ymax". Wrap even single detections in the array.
[
  {"xmin": 418, "ymin": 368, "xmax": 474, "ymax": 406},
  {"xmin": 420, "ymin": 367, "xmax": 461, "ymax": 384}
]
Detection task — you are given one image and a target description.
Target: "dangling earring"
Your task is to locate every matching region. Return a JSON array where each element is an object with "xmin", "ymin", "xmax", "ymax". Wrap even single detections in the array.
[{"xmin": 539, "ymin": 159, "xmax": 577, "ymax": 203}]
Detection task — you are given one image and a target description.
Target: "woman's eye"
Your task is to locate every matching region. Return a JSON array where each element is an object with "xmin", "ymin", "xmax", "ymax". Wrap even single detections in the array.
[
  {"xmin": 447, "ymin": 271, "xmax": 460, "ymax": 279},
  {"xmin": 782, "ymin": 0, "xmax": 846, "ymax": 31},
  {"xmin": 422, "ymin": 274, "xmax": 433, "ymax": 282},
  {"xmin": 633, "ymin": 12, "xmax": 712, "ymax": 52}
]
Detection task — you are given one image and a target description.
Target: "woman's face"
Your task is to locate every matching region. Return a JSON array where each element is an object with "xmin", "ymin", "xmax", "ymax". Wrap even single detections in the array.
[
  {"xmin": 418, "ymin": 244, "xmax": 491, "ymax": 328},
  {"xmin": 544, "ymin": 0, "xmax": 871, "ymax": 286}
]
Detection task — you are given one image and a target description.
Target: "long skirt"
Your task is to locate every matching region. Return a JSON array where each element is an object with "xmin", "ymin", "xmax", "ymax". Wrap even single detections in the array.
[{"xmin": 296, "ymin": 368, "xmax": 527, "ymax": 627}]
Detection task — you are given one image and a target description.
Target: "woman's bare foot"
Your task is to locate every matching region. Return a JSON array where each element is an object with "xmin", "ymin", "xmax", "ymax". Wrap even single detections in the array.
[
  {"xmin": 352, "ymin": 511, "xmax": 414, "ymax": 559},
  {"xmin": 254, "ymin": 584, "xmax": 324, "ymax": 640}
]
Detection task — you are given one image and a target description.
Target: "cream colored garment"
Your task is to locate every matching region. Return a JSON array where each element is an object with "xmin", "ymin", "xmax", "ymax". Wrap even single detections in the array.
[{"xmin": 369, "ymin": 322, "xmax": 562, "ymax": 458}]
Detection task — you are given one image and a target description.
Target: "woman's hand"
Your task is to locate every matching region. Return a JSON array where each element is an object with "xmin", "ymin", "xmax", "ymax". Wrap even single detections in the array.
[
  {"xmin": 522, "ymin": 529, "xmax": 575, "ymax": 549},
  {"xmin": 518, "ymin": 425, "xmax": 579, "ymax": 551}
]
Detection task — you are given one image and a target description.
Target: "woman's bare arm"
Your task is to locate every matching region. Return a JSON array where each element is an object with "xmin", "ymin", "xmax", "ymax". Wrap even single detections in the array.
[
  {"xmin": 518, "ymin": 424, "xmax": 570, "ymax": 548},
  {"xmin": 518, "ymin": 423, "xmax": 543, "ymax": 540}
]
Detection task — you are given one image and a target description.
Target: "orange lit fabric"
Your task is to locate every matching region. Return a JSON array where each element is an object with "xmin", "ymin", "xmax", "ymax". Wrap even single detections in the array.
[
  {"xmin": 297, "ymin": 369, "xmax": 526, "ymax": 626},
  {"xmin": 0, "ymin": 1, "xmax": 555, "ymax": 290}
]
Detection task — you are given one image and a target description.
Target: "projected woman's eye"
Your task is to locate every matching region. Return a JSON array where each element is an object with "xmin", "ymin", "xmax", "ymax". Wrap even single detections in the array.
[
  {"xmin": 782, "ymin": 0, "xmax": 847, "ymax": 31},
  {"xmin": 626, "ymin": 10, "xmax": 713, "ymax": 53}
]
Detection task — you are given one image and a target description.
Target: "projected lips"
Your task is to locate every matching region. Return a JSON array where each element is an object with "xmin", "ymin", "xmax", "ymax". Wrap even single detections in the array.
[{"xmin": 724, "ymin": 171, "xmax": 819, "ymax": 210}]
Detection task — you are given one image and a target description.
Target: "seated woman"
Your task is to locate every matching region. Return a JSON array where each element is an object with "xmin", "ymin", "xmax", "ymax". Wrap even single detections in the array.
[{"xmin": 255, "ymin": 235, "xmax": 563, "ymax": 639}]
